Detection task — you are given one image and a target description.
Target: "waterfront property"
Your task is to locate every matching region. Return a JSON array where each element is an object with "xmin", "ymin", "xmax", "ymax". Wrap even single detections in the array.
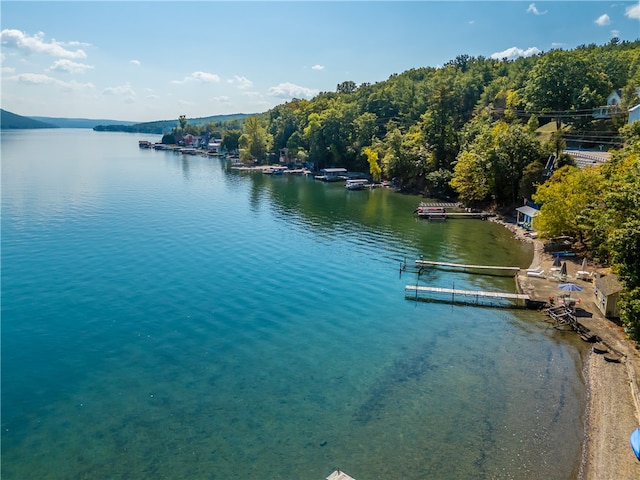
[
  {"xmin": 1, "ymin": 129, "xmax": 585, "ymax": 480},
  {"xmin": 594, "ymin": 274, "xmax": 623, "ymax": 318},
  {"xmin": 315, "ymin": 167, "xmax": 348, "ymax": 181},
  {"xmin": 345, "ymin": 178, "xmax": 369, "ymax": 190},
  {"xmin": 515, "ymin": 204, "xmax": 540, "ymax": 231}
]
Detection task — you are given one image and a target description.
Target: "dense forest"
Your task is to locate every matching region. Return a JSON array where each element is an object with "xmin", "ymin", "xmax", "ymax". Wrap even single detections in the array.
[
  {"xmin": 174, "ymin": 40, "xmax": 640, "ymax": 338},
  {"xmin": 95, "ymin": 113, "xmax": 251, "ymax": 134}
]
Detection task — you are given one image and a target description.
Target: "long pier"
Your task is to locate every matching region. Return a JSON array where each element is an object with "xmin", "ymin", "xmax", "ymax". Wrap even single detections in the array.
[
  {"xmin": 405, "ymin": 285, "xmax": 530, "ymax": 307},
  {"xmin": 414, "ymin": 259, "xmax": 521, "ymax": 276}
]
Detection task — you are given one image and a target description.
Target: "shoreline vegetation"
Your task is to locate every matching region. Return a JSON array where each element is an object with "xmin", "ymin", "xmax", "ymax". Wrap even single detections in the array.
[{"xmin": 495, "ymin": 217, "xmax": 640, "ymax": 480}]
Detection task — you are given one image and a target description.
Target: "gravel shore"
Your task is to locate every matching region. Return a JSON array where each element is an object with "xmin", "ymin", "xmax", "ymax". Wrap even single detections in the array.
[{"xmin": 493, "ymin": 217, "xmax": 640, "ymax": 479}]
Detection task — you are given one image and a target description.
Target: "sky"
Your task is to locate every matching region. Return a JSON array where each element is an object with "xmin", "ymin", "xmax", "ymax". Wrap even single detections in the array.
[{"xmin": 1, "ymin": 1, "xmax": 639, "ymax": 122}]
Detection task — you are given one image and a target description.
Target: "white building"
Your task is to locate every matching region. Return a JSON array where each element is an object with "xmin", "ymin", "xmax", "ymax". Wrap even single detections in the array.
[{"xmin": 629, "ymin": 104, "xmax": 640, "ymax": 124}]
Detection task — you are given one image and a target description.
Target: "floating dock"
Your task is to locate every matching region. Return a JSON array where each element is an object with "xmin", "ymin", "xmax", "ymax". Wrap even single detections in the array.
[
  {"xmin": 414, "ymin": 259, "xmax": 521, "ymax": 277},
  {"xmin": 405, "ymin": 285, "xmax": 530, "ymax": 308}
]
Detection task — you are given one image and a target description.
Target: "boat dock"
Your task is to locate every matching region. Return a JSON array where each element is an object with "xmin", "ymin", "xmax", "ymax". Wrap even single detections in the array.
[
  {"xmin": 414, "ymin": 202, "xmax": 494, "ymax": 220},
  {"xmin": 413, "ymin": 259, "xmax": 521, "ymax": 277},
  {"xmin": 405, "ymin": 285, "xmax": 530, "ymax": 308}
]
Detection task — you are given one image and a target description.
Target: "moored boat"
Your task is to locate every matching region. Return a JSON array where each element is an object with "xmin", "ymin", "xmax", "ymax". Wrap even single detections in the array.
[
  {"xmin": 345, "ymin": 179, "xmax": 369, "ymax": 190},
  {"xmin": 414, "ymin": 204, "xmax": 447, "ymax": 220},
  {"xmin": 263, "ymin": 165, "xmax": 288, "ymax": 175}
]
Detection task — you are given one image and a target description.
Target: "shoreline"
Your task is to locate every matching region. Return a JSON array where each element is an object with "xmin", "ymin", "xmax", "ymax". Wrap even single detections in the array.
[{"xmin": 493, "ymin": 216, "xmax": 640, "ymax": 479}]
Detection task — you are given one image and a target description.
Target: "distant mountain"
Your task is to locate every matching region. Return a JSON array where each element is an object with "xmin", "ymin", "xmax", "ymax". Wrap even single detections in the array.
[
  {"xmin": 30, "ymin": 116, "xmax": 137, "ymax": 129},
  {"xmin": 93, "ymin": 113, "xmax": 254, "ymax": 134},
  {"xmin": 1, "ymin": 109, "xmax": 58, "ymax": 129}
]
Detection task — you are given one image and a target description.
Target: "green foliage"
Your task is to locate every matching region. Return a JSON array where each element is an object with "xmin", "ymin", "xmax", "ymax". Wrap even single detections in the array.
[
  {"xmin": 240, "ymin": 116, "xmax": 272, "ymax": 162},
  {"xmin": 363, "ymin": 147, "xmax": 381, "ymax": 182},
  {"xmin": 450, "ymin": 151, "xmax": 490, "ymax": 204},
  {"xmin": 451, "ymin": 121, "xmax": 544, "ymax": 205},
  {"xmin": 532, "ymin": 165, "xmax": 604, "ymax": 240},
  {"xmin": 222, "ymin": 130, "xmax": 241, "ymax": 152},
  {"xmin": 522, "ymin": 50, "xmax": 611, "ymax": 127}
]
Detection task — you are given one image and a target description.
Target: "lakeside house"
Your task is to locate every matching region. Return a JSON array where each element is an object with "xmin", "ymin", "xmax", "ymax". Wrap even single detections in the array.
[
  {"xmin": 207, "ymin": 139, "xmax": 222, "ymax": 154},
  {"xmin": 592, "ymin": 87, "xmax": 640, "ymax": 120},
  {"xmin": 515, "ymin": 202, "xmax": 540, "ymax": 232},
  {"xmin": 315, "ymin": 167, "xmax": 348, "ymax": 182},
  {"xmin": 629, "ymin": 104, "xmax": 640, "ymax": 124},
  {"xmin": 594, "ymin": 274, "xmax": 624, "ymax": 318}
]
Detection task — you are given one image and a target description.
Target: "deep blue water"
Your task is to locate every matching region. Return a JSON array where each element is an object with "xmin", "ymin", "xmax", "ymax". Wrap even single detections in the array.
[{"xmin": 2, "ymin": 129, "xmax": 585, "ymax": 479}]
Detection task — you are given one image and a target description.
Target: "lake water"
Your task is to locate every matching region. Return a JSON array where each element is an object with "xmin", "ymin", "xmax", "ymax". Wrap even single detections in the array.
[{"xmin": 1, "ymin": 129, "xmax": 586, "ymax": 479}]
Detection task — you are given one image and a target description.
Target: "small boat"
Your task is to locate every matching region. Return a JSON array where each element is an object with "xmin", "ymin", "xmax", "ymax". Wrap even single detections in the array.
[
  {"xmin": 345, "ymin": 179, "xmax": 369, "ymax": 190},
  {"xmin": 592, "ymin": 343, "xmax": 608, "ymax": 354},
  {"xmin": 263, "ymin": 165, "xmax": 287, "ymax": 175},
  {"xmin": 414, "ymin": 204, "xmax": 447, "ymax": 220},
  {"xmin": 603, "ymin": 352, "xmax": 622, "ymax": 363},
  {"xmin": 630, "ymin": 428, "xmax": 640, "ymax": 460}
]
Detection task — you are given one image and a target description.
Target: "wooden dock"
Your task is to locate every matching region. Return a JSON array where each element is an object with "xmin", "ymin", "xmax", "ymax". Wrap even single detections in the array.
[
  {"xmin": 414, "ymin": 203, "xmax": 494, "ymax": 220},
  {"xmin": 405, "ymin": 285, "xmax": 530, "ymax": 307},
  {"xmin": 414, "ymin": 259, "xmax": 520, "ymax": 276}
]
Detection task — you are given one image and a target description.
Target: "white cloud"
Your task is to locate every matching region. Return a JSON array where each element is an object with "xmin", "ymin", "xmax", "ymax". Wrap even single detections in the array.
[
  {"xmin": 611, "ymin": 29, "xmax": 620, "ymax": 38},
  {"xmin": 595, "ymin": 14, "xmax": 611, "ymax": 26},
  {"xmin": 228, "ymin": 75, "xmax": 253, "ymax": 89},
  {"xmin": 551, "ymin": 42, "xmax": 565, "ymax": 48},
  {"xmin": 48, "ymin": 59, "xmax": 94, "ymax": 74},
  {"xmin": 311, "ymin": 64, "xmax": 324, "ymax": 70},
  {"xmin": 490, "ymin": 46, "xmax": 541, "ymax": 60},
  {"xmin": 268, "ymin": 82, "xmax": 318, "ymax": 99},
  {"xmin": 2, "ymin": 66, "xmax": 15, "ymax": 74},
  {"xmin": 130, "ymin": 60, "xmax": 141, "ymax": 66},
  {"xmin": 103, "ymin": 83, "xmax": 136, "ymax": 97},
  {"xmin": 626, "ymin": 3, "xmax": 640, "ymax": 20},
  {"xmin": 171, "ymin": 71, "xmax": 220, "ymax": 84},
  {"xmin": 526, "ymin": 3, "xmax": 547, "ymax": 15},
  {"xmin": 0, "ymin": 29, "xmax": 87, "ymax": 59},
  {"xmin": 210, "ymin": 95, "xmax": 231, "ymax": 103},
  {"xmin": 8, "ymin": 72, "xmax": 94, "ymax": 89}
]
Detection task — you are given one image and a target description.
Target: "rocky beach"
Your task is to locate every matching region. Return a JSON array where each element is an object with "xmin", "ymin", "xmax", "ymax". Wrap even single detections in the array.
[{"xmin": 495, "ymin": 218, "xmax": 640, "ymax": 479}]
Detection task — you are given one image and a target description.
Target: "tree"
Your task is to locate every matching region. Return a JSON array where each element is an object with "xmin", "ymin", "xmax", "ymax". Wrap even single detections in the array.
[
  {"xmin": 426, "ymin": 169, "xmax": 454, "ymax": 199},
  {"xmin": 363, "ymin": 147, "xmax": 381, "ymax": 182},
  {"xmin": 337, "ymin": 81, "xmax": 357, "ymax": 94},
  {"xmin": 519, "ymin": 160, "xmax": 545, "ymax": 201},
  {"xmin": 303, "ymin": 113, "xmax": 325, "ymax": 168},
  {"xmin": 240, "ymin": 117, "xmax": 271, "ymax": 162},
  {"xmin": 522, "ymin": 50, "xmax": 611, "ymax": 129},
  {"xmin": 450, "ymin": 151, "xmax": 490, "ymax": 204},
  {"xmin": 179, "ymin": 115, "xmax": 188, "ymax": 132},
  {"xmin": 222, "ymin": 130, "xmax": 241, "ymax": 152},
  {"xmin": 532, "ymin": 165, "xmax": 604, "ymax": 240}
]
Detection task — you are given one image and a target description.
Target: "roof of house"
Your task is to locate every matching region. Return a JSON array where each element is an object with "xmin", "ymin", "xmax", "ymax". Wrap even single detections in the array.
[
  {"xmin": 516, "ymin": 205, "xmax": 540, "ymax": 218},
  {"xmin": 595, "ymin": 274, "xmax": 624, "ymax": 296}
]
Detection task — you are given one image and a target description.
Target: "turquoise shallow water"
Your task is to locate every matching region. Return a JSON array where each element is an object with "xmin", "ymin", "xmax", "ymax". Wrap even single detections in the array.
[{"xmin": 2, "ymin": 130, "xmax": 586, "ymax": 479}]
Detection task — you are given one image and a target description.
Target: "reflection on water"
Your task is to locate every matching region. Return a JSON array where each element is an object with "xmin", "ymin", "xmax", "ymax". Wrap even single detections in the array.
[{"xmin": 2, "ymin": 130, "xmax": 584, "ymax": 479}]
